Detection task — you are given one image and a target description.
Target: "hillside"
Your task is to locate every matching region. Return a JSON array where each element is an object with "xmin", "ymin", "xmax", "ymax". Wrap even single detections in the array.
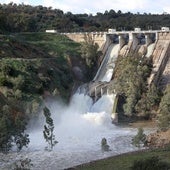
[{"xmin": 0, "ymin": 33, "xmax": 87, "ymax": 116}]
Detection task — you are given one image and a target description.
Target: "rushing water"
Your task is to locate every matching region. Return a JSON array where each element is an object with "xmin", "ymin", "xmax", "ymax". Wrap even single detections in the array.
[
  {"xmin": 146, "ymin": 43, "xmax": 155, "ymax": 58},
  {"xmin": 0, "ymin": 93, "xmax": 152, "ymax": 170},
  {"xmin": 0, "ymin": 42, "xmax": 156, "ymax": 170},
  {"xmin": 94, "ymin": 43, "xmax": 119, "ymax": 82}
]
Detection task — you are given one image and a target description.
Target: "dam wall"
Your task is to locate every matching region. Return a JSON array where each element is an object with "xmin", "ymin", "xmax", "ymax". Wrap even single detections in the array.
[
  {"xmin": 148, "ymin": 32, "xmax": 170, "ymax": 86},
  {"xmin": 63, "ymin": 32, "xmax": 106, "ymax": 49},
  {"xmin": 63, "ymin": 30, "xmax": 170, "ymax": 88}
]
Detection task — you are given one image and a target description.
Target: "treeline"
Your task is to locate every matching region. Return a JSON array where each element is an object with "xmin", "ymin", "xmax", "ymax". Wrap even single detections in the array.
[{"xmin": 0, "ymin": 3, "xmax": 170, "ymax": 33}]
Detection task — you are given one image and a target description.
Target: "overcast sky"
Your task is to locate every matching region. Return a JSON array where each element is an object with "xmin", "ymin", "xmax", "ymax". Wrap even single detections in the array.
[{"xmin": 0, "ymin": 0, "xmax": 170, "ymax": 14}]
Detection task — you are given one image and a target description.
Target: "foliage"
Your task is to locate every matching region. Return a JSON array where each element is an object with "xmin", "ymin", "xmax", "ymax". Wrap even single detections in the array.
[
  {"xmin": 80, "ymin": 34, "xmax": 101, "ymax": 79},
  {"xmin": 158, "ymin": 85, "xmax": 170, "ymax": 131},
  {"xmin": 0, "ymin": 104, "xmax": 29, "ymax": 153},
  {"xmin": 43, "ymin": 106, "xmax": 58, "ymax": 151},
  {"xmin": 0, "ymin": 3, "xmax": 170, "ymax": 33},
  {"xmin": 131, "ymin": 156, "xmax": 170, "ymax": 170},
  {"xmin": 81, "ymin": 34, "xmax": 99, "ymax": 67},
  {"xmin": 0, "ymin": 33, "xmax": 82, "ymax": 110},
  {"xmin": 101, "ymin": 137, "xmax": 111, "ymax": 152},
  {"xmin": 135, "ymin": 84, "xmax": 161, "ymax": 118},
  {"xmin": 112, "ymin": 54, "xmax": 152, "ymax": 116},
  {"xmin": 132, "ymin": 127, "xmax": 146, "ymax": 147}
]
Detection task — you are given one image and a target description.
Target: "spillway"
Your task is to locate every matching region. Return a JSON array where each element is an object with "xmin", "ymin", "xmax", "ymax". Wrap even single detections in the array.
[{"xmin": 94, "ymin": 44, "xmax": 119, "ymax": 82}]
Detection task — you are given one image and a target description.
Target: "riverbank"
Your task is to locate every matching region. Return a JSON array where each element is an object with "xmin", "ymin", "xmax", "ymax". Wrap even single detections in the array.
[{"xmin": 69, "ymin": 147, "xmax": 170, "ymax": 170}]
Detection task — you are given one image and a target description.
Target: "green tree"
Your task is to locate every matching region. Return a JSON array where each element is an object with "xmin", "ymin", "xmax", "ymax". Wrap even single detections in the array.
[
  {"xmin": 80, "ymin": 34, "xmax": 102, "ymax": 79},
  {"xmin": 113, "ymin": 54, "xmax": 152, "ymax": 116},
  {"xmin": 81, "ymin": 34, "xmax": 99, "ymax": 67},
  {"xmin": 43, "ymin": 106, "xmax": 58, "ymax": 151},
  {"xmin": 158, "ymin": 85, "xmax": 170, "ymax": 131},
  {"xmin": 135, "ymin": 84, "xmax": 161, "ymax": 118},
  {"xmin": 0, "ymin": 105, "xmax": 29, "ymax": 153},
  {"xmin": 132, "ymin": 127, "xmax": 146, "ymax": 147}
]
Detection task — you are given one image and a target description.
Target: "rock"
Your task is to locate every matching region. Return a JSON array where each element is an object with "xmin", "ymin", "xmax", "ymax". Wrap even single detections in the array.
[
  {"xmin": 72, "ymin": 66, "xmax": 84, "ymax": 81},
  {"xmin": 146, "ymin": 129, "xmax": 170, "ymax": 148},
  {"xmin": 101, "ymin": 138, "xmax": 111, "ymax": 152}
]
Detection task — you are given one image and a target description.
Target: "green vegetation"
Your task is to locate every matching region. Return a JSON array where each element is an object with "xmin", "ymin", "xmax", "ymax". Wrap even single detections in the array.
[
  {"xmin": 80, "ymin": 34, "xmax": 101, "ymax": 79},
  {"xmin": 15, "ymin": 32, "xmax": 81, "ymax": 58},
  {"xmin": 131, "ymin": 156, "xmax": 170, "ymax": 170},
  {"xmin": 0, "ymin": 100, "xmax": 29, "ymax": 152},
  {"xmin": 74, "ymin": 148, "xmax": 170, "ymax": 170},
  {"xmin": 0, "ymin": 33, "xmax": 81, "ymax": 107},
  {"xmin": 0, "ymin": 3, "xmax": 170, "ymax": 33},
  {"xmin": 0, "ymin": 33, "xmax": 86, "ymax": 153},
  {"xmin": 111, "ymin": 53, "xmax": 153, "ymax": 117},
  {"xmin": 132, "ymin": 128, "xmax": 146, "ymax": 147},
  {"xmin": 43, "ymin": 107, "xmax": 58, "ymax": 151},
  {"xmin": 101, "ymin": 138, "xmax": 111, "ymax": 152},
  {"xmin": 158, "ymin": 85, "xmax": 170, "ymax": 131}
]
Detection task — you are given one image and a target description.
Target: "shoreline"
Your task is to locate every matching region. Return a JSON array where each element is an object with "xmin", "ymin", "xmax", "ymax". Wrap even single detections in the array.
[{"xmin": 66, "ymin": 148, "xmax": 152, "ymax": 169}]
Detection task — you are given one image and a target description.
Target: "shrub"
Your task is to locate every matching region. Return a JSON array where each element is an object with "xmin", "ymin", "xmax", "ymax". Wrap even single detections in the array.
[
  {"xmin": 158, "ymin": 85, "xmax": 170, "ymax": 131},
  {"xmin": 132, "ymin": 127, "xmax": 146, "ymax": 147},
  {"xmin": 131, "ymin": 156, "xmax": 170, "ymax": 170}
]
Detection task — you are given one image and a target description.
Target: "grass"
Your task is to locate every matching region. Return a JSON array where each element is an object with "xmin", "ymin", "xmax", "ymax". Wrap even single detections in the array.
[
  {"xmin": 15, "ymin": 32, "xmax": 81, "ymax": 58},
  {"xmin": 73, "ymin": 148, "xmax": 170, "ymax": 170}
]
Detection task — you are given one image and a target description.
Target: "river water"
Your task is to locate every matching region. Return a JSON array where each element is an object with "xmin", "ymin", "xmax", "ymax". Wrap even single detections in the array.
[{"xmin": 0, "ymin": 94, "xmax": 155, "ymax": 170}]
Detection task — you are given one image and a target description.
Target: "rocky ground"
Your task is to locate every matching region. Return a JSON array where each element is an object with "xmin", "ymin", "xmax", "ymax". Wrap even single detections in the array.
[{"xmin": 146, "ymin": 129, "xmax": 170, "ymax": 148}]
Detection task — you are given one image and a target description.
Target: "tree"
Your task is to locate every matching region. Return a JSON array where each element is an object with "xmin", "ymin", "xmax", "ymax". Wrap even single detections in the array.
[
  {"xmin": 158, "ymin": 85, "xmax": 170, "ymax": 131},
  {"xmin": 132, "ymin": 127, "xmax": 146, "ymax": 147},
  {"xmin": 0, "ymin": 105, "xmax": 29, "ymax": 153},
  {"xmin": 113, "ymin": 54, "xmax": 152, "ymax": 116},
  {"xmin": 43, "ymin": 107, "xmax": 58, "ymax": 151},
  {"xmin": 80, "ymin": 34, "xmax": 102, "ymax": 79},
  {"xmin": 101, "ymin": 138, "xmax": 111, "ymax": 152},
  {"xmin": 81, "ymin": 34, "xmax": 100, "ymax": 66},
  {"xmin": 135, "ymin": 84, "xmax": 161, "ymax": 118}
]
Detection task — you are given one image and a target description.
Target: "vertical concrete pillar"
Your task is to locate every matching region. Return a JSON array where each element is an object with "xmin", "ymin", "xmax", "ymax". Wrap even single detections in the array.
[
  {"xmin": 129, "ymin": 33, "xmax": 139, "ymax": 50},
  {"xmin": 155, "ymin": 32, "xmax": 158, "ymax": 41},
  {"xmin": 119, "ymin": 34, "xmax": 126, "ymax": 49}
]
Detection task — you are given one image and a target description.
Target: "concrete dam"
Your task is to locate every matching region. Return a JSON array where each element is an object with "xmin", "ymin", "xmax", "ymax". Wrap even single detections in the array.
[
  {"xmin": 65, "ymin": 28, "xmax": 170, "ymax": 86},
  {"xmin": 63, "ymin": 28, "xmax": 170, "ymax": 119}
]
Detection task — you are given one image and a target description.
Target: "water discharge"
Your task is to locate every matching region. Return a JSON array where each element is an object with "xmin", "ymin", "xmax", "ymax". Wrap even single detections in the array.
[
  {"xmin": 94, "ymin": 43, "xmax": 119, "ymax": 82},
  {"xmin": 146, "ymin": 43, "xmax": 155, "ymax": 58},
  {"xmin": 0, "ymin": 41, "xmax": 155, "ymax": 170},
  {"xmin": 0, "ymin": 93, "xmax": 151, "ymax": 170}
]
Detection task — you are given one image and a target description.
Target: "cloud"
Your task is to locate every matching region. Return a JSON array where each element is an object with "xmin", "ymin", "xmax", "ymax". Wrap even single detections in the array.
[
  {"xmin": 40, "ymin": 0, "xmax": 165, "ymax": 14},
  {"xmin": 0, "ymin": 0, "xmax": 169, "ymax": 14}
]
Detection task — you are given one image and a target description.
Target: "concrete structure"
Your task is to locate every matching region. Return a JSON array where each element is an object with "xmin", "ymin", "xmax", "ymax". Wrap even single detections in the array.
[
  {"xmin": 63, "ymin": 28, "xmax": 170, "ymax": 89},
  {"xmin": 161, "ymin": 27, "xmax": 169, "ymax": 31},
  {"xmin": 46, "ymin": 30, "xmax": 57, "ymax": 33},
  {"xmin": 72, "ymin": 28, "xmax": 170, "ymax": 121}
]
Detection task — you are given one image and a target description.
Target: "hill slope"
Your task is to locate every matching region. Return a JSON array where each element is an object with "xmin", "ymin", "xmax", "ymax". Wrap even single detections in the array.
[{"xmin": 0, "ymin": 33, "xmax": 86, "ymax": 115}]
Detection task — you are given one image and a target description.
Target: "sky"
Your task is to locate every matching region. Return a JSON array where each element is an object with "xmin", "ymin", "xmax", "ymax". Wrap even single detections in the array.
[{"xmin": 0, "ymin": 0, "xmax": 170, "ymax": 14}]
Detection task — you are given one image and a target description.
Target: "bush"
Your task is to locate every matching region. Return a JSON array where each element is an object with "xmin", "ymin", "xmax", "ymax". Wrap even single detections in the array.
[
  {"xmin": 132, "ymin": 127, "xmax": 146, "ymax": 147},
  {"xmin": 131, "ymin": 156, "xmax": 170, "ymax": 170},
  {"xmin": 113, "ymin": 54, "xmax": 152, "ymax": 116},
  {"xmin": 158, "ymin": 85, "xmax": 170, "ymax": 131}
]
